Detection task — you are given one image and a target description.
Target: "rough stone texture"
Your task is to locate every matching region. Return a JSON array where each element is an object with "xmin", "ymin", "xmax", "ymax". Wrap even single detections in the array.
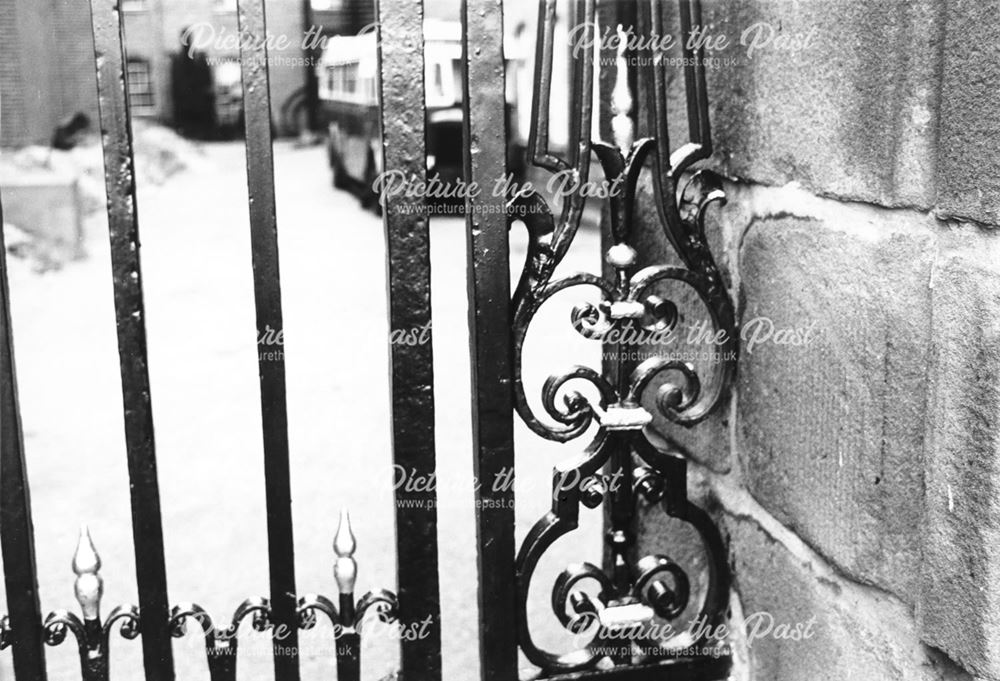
[
  {"xmin": 919, "ymin": 242, "xmax": 1000, "ymax": 679},
  {"xmin": 737, "ymin": 214, "xmax": 935, "ymax": 604},
  {"xmin": 653, "ymin": 0, "xmax": 1000, "ymax": 225},
  {"xmin": 630, "ymin": 1, "xmax": 1000, "ymax": 676},
  {"xmin": 693, "ymin": 0, "xmax": 943, "ymax": 209},
  {"xmin": 632, "ymin": 176, "xmax": 1000, "ymax": 680},
  {"xmin": 934, "ymin": 0, "xmax": 1000, "ymax": 226},
  {"xmin": 725, "ymin": 512, "xmax": 974, "ymax": 681}
]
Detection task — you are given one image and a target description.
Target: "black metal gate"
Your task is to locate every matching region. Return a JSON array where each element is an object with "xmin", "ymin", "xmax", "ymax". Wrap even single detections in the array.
[{"xmin": 0, "ymin": 0, "xmax": 736, "ymax": 679}]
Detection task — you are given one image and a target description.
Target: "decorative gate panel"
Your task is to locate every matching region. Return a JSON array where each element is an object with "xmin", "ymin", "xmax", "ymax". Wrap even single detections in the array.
[
  {"xmin": 464, "ymin": 0, "xmax": 735, "ymax": 678},
  {"xmin": 0, "ymin": 0, "xmax": 736, "ymax": 679}
]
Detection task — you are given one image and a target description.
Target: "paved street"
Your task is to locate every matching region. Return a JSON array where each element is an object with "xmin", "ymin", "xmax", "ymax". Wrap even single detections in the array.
[{"xmin": 1, "ymin": 139, "xmax": 605, "ymax": 680}]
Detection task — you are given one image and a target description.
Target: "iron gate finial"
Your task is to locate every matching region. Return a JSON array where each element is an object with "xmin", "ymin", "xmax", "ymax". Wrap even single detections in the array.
[
  {"xmin": 334, "ymin": 508, "xmax": 358, "ymax": 596},
  {"xmin": 43, "ymin": 527, "xmax": 141, "ymax": 681},
  {"xmin": 72, "ymin": 526, "xmax": 103, "ymax": 623}
]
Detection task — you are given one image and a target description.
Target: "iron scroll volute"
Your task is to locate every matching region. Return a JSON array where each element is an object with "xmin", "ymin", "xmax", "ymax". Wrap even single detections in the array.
[{"xmin": 511, "ymin": 0, "xmax": 736, "ymax": 674}]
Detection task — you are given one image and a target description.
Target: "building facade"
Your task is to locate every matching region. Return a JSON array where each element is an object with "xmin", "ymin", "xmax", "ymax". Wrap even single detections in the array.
[{"xmin": 0, "ymin": 0, "xmax": 373, "ymax": 147}]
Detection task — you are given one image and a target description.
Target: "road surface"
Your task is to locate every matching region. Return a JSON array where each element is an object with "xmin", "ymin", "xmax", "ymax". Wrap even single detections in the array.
[{"xmin": 1, "ymin": 139, "xmax": 605, "ymax": 680}]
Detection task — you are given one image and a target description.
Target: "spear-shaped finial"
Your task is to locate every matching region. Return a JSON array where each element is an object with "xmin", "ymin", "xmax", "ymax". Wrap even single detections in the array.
[
  {"xmin": 611, "ymin": 23, "xmax": 635, "ymax": 152},
  {"xmin": 333, "ymin": 509, "xmax": 357, "ymax": 596},
  {"xmin": 72, "ymin": 525, "xmax": 103, "ymax": 622}
]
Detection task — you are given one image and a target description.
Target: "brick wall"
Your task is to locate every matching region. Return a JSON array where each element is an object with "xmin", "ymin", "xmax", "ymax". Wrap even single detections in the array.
[{"xmin": 633, "ymin": 1, "xmax": 1000, "ymax": 679}]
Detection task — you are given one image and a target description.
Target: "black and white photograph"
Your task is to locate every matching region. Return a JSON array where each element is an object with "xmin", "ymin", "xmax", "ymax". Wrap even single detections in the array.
[{"xmin": 0, "ymin": 0, "xmax": 994, "ymax": 679}]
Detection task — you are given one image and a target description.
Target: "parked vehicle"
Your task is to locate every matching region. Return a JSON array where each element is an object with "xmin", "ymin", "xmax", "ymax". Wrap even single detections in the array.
[
  {"xmin": 318, "ymin": 21, "xmax": 525, "ymax": 214},
  {"xmin": 317, "ymin": 29, "xmax": 381, "ymax": 207}
]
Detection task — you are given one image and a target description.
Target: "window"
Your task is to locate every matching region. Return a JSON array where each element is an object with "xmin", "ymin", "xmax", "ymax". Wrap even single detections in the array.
[
  {"xmin": 326, "ymin": 66, "xmax": 336, "ymax": 96},
  {"xmin": 425, "ymin": 57, "xmax": 458, "ymax": 108},
  {"xmin": 332, "ymin": 65, "xmax": 346, "ymax": 95},
  {"xmin": 342, "ymin": 63, "xmax": 359, "ymax": 94},
  {"xmin": 126, "ymin": 59, "xmax": 155, "ymax": 115},
  {"xmin": 329, "ymin": 63, "xmax": 359, "ymax": 96},
  {"xmin": 431, "ymin": 63, "xmax": 444, "ymax": 100}
]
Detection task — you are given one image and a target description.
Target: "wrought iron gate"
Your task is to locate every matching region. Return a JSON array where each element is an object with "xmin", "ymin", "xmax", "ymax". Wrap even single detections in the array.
[{"xmin": 0, "ymin": 0, "xmax": 736, "ymax": 679}]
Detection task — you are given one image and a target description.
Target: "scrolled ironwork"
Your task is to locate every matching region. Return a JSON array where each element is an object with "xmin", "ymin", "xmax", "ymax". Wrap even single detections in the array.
[
  {"xmin": 512, "ymin": 0, "xmax": 736, "ymax": 675},
  {"xmin": 295, "ymin": 510, "xmax": 399, "ymax": 681},
  {"xmin": 42, "ymin": 526, "xmax": 142, "ymax": 681},
  {"xmin": 167, "ymin": 597, "xmax": 271, "ymax": 681},
  {"xmin": 29, "ymin": 510, "xmax": 397, "ymax": 681},
  {"xmin": 354, "ymin": 589, "xmax": 400, "ymax": 630}
]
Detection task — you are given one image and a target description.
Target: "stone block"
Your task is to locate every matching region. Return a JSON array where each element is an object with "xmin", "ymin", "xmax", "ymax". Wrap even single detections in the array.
[
  {"xmin": 726, "ymin": 513, "xmax": 974, "ymax": 681},
  {"xmin": 934, "ymin": 0, "xmax": 1000, "ymax": 226},
  {"xmin": 693, "ymin": 0, "xmax": 942, "ymax": 209},
  {"xmin": 919, "ymin": 241, "xmax": 1000, "ymax": 679},
  {"xmin": 737, "ymin": 214, "xmax": 935, "ymax": 604}
]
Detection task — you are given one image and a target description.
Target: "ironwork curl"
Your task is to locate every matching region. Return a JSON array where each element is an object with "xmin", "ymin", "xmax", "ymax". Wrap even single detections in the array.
[
  {"xmin": 512, "ymin": 0, "xmax": 736, "ymax": 675},
  {"xmin": 167, "ymin": 598, "xmax": 270, "ymax": 681},
  {"xmin": 30, "ymin": 510, "xmax": 396, "ymax": 681},
  {"xmin": 294, "ymin": 510, "xmax": 400, "ymax": 681},
  {"xmin": 41, "ymin": 527, "xmax": 142, "ymax": 681},
  {"xmin": 297, "ymin": 588, "xmax": 399, "ymax": 632}
]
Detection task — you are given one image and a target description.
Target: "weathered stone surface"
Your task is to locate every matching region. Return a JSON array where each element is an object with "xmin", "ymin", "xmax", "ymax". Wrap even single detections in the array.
[
  {"xmin": 934, "ymin": 0, "xmax": 1000, "ymax": 226},
  {"xmin": 659, "ymin": 0, "xmax": 1000, "ymax": 224},
  {"xmin": 651, "ymin": 0, "xmax": 1000, "ymax": 224},
  {"xmin": 690, "ymin": 0, "xmax": 943, "ymax": 209},
  {"xmin": 919, "ymin": 241, "xmax": 1000, "ymax": 679},
  {"xmin": 737, "ymin": 214, "xmax": 935, "ymax": 604},
  {"xmin": 726, "ymin": 512, "xmax": 974, "ymax": 681}
]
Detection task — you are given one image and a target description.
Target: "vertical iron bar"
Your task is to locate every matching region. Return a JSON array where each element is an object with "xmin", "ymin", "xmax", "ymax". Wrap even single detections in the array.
[
  {"xmin": 374, "ymin": 2, "xmax": 443, "ymax": 678},
  {"xmin": 335, "ymin": 591, "xmax": 359, "ymax": 681},
  {"xmin": 678, "ymin": 0, "xmax": 711, "ymax": 153},
  {"xmin": 527, "ymin": 0, "xmax": 563, "ymax": 172},
  {"xmin": 461, "ymin": 2, "xmax": 517, "ymax": 680},
  {"xmin": 301, "ymin": 0, "xmax": 318, "ymax": 133},
  {"xmin": 234, "ymin": 2, "xmax": 300, "ymax": 679},
  {"xmin": 600, "ymin": 0, "xmax": 636, "ymax": 587},
  {"xmin": 88, "ymin": 1, "xmax": 175, "ymax": 677},
  {"xmin": 0, "ymin": 195, "xmax": 47, "ymax": 680},
  {"xmin": 565, "ymin": 0, "xmax": 587, "ymax": 170},
  {"xmin": 334, "ymin": 510, "xmax": 359, "ymax": 681},
  {"xmin": 641, "ymin": 0, "xmax": 671, "ymax": 170}
]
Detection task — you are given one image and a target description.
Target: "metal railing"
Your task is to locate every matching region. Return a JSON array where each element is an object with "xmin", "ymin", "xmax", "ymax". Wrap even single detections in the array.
[
  {"xmin": 1, "ymin": 1, "xmax": 411, "ymax": 679},
  {"xmin": 477, "ymin": 0, "xmax": 736, "ymax": 678},
  {"xmin": 0, "ymin": 0, "xmax": 736, "ymax": 679}
]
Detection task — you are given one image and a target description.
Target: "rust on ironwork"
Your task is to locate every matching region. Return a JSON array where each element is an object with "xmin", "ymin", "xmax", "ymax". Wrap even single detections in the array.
[
  {"xmin": 234, "ymin": 1, "xmax": 300, "ymax": 678},
  {"xmin": 461, "ymin": 1, "xmax": 518, "ymax": 680},
  {"xmin": 88, "ymin": 0, "xmax": 175, "ymax": 677},
  {"xmin": 374, "ymin": 0, "xmax": 443, "ymax": 678}
]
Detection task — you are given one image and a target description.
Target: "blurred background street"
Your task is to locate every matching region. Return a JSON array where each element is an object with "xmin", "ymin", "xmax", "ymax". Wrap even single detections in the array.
[{"xmin": 0, "ymin": 132, "xmax": 605, "ymax": 680}]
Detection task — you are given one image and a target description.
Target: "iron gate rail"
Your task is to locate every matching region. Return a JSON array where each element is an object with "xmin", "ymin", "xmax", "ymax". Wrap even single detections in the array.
[{"xmin": 0, "ymin": 0, "xmax": 737, "ymax": 679}]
